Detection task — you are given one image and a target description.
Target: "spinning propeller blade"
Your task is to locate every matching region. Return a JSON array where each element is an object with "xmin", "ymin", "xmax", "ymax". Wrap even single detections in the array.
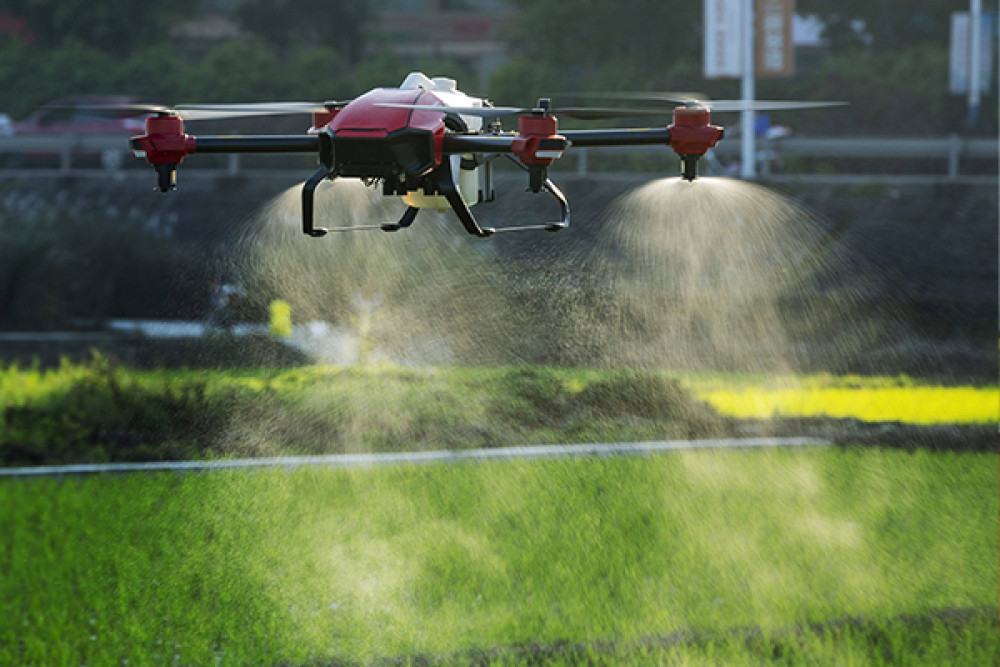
[
  {"xmin": 373, "ymin": 103, "xmax": 672, "ymax": 120},
  {"xmin": 690, "ymin": 100, "xmax": 847, "ymax": 112},
  {"xmin": 591, "ymin": 93, "xmax": 847, "ymax": 112},
  {"xmin": 176, "ymin": 101, "xmax": 347, "ymax": 115},
  {"xmin": 64, "ymin": 100, "xmax": 348, "ymax": 121}
]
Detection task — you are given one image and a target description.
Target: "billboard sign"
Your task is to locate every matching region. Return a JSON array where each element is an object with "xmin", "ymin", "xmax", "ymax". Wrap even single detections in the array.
[
  {"xmin": 757, "ymin": 0, "xmax": 794, "ymax": 77},
  {"xmin": 704, "ymin": 0, "xmax": 744, "ymax": 78},
  {"xmin": 704, "ymin": 0, "xmax": 795, "ymax": 79},
  {"xmin": 950, "ymin": 11, "xmax": 993, "ymax": 94}
]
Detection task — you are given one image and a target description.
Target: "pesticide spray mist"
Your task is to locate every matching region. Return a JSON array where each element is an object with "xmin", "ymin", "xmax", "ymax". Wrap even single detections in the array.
[
  {"xmin": 226, "ymin": 173, "xmax": 870, "ymax": 372},
  {"xmin": 601, "ymin": 176, "xmax": 870, "ymax": 373},
  {"xmin": 207, "ymin": 174, "xmax": 949, "ymax": 663},
  {"xmin": 229, "ymin": 178, "xmax": 508, "ymax": 364}
]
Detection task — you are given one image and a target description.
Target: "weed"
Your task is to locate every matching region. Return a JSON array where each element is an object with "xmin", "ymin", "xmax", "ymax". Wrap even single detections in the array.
[
  {"xmin": 574, "ymin": 371, "xmax": 726, "ymax": 436},
  {"xmin": 485, "ymin": 367, "xmax": 576, "ymax": 428}
]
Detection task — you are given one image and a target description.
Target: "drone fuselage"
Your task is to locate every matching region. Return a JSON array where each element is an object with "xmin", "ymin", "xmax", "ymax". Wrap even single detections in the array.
[{"xmin": 316, "ymin": 74, "xmax": 492, "ymax": 211}]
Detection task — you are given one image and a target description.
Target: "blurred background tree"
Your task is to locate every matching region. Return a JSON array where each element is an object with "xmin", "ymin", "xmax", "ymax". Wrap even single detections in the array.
[
  {"xmin": 0, "ymin": 0, "xmax": 991, "ymax": 133},
  {"xmin": 235, "ymin": 0, "xmax": 369, "ymax": 61},
  {"xmin": 0, "ymin": 0, "xmax": 197, "ymax": 57},
  {"xmin": 797, "ymin": 0, "xmax": 961, "ymax": 53},
  {"xmin": 488, "ymin": 0, "xmax": 702, "ymax": 103}
]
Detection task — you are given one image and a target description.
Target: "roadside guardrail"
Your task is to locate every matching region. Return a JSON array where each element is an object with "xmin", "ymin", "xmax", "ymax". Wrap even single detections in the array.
[{"xmin": 0, "ymin": 133, "xmax": 994, "ymax": 182}]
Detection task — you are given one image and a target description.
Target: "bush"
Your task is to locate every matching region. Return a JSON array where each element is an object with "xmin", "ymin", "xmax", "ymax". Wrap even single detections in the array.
[
  {"xmin": 573, "ymin": 371, "xmax": 726, "ymax": 436},
  {"xmin": 1, "ymin": 354, "xmax": 237, "ymax": 464},
  {"xmin": 485, "ymin": 367, "xmax": 575, "ymax": 428},
  {"xmin": 486, "ymin": 367, "xmax": 727, "ymax": 436}
]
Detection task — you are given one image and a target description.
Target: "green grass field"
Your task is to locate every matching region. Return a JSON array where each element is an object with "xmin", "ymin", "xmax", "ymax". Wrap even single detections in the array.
[
  {"xmin": 2, "ymin": 360, "xmax": 997, "ymax": 663},
  {"xmin": 2, "ymin": 449, "xmax": 997, "ymax": 665}
]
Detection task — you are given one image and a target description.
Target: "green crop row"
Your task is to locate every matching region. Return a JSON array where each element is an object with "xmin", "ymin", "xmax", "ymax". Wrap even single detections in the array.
[{"xmin": 1, "ymin": 356, "xmax": 730, "ymax": 466}]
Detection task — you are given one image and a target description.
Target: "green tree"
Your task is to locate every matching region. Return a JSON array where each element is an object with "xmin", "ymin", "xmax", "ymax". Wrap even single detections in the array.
[
  {"xmin": 111, "ymin": 47, "xmax": 198, "ymax": 106},
  {"xmin": 500, "ymin": 0, "xmax": 702, "ymax": 91},
  {"xmin": 236, "ymin": 0, "xmax": 370, "ymax": 62},
  {"xmin": 797, "ymin": 0, "xmax": 966, "ymax": 52},
  {"xmin": 188, "ymin": 40, "xmax": 287, "ymax": 102},
  {"xmin": 0, "ymin": 0, "xmax": 195, "ymax": 58},
  {"xmin": 778, "ymin": 45, "xmax": 977, "ymax": 135},
  {"xmin": 0, "ymin": 39, "xmax": 119, "ymax": 117}
]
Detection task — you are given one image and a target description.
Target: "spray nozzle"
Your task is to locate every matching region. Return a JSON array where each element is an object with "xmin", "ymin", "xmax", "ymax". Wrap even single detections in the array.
[
  {"xmin": 680, "ymin": 155, "xmax": 699, "ymax": 181},
  {"xmin": 154, "ymin": 163, "xmax": 178, "ymax": 192}
]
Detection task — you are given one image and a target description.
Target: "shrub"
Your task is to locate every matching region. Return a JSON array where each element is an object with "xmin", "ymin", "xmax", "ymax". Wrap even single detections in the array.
[
  {"xmin": 0, "ymin": 354, "xmax": 236, "ymax": 464},
  {"xmin": 574, "ymin": 371, "xmax": 726, "ymax": 436},
  {"xmin": 486, "ymin": 368, "xmax": 727, "ymax": 437},
  {"xmin": 485, "ymin": 367, "xmax": 575, "ymax": 428}
]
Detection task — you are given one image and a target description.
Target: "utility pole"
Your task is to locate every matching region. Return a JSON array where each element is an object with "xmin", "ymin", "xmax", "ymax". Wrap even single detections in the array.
[
  {"xmin": 740, "ymin": 0, "xmax": 756, "ymax": 179},
  {"xmin": 968, "ymin": 0, "xmax": 982, "ymax": 127}
]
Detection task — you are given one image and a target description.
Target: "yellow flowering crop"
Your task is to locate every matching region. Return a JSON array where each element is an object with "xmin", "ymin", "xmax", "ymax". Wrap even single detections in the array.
[{"xmin": 698, "ymin": 384, "xmax": 998, "ymax": 425}]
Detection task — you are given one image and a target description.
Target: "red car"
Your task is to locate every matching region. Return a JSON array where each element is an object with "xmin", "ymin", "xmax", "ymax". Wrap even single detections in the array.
[{"xmin": 10, "ymin": 95, "xmax": 147, "ymax": 169}]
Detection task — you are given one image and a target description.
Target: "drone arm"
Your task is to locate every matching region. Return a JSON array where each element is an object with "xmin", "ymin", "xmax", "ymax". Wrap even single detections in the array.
[
  {"xmin": 441, "ymin": 134, "xmax": 522, "ymax": 154},
  {"xmin": 188, "ymin": 135, "xmax": 321, "ymax": 154},
  {"xmin": 131, "ymin": 116, "xmax": 323, "ymax": 192},
  {"xmin": 559, "ymin": 128, "xmax": 673, "ymax": 148},
  {"xmin": 565, "ymin": 117, "xmax": 722, "ymax": 182},
  {"xmin": 130, "ymin": 133, "xmax": 320, "ymax": 156}
]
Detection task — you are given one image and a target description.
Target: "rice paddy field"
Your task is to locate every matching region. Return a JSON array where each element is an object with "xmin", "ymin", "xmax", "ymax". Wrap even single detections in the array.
[{"xmin": 1, "ymin": 361, "xmax": 997, "ymax": 664}]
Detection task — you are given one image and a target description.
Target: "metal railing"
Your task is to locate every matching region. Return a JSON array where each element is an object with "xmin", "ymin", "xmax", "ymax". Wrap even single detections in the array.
[
  {"xmin": 0, "ymin": 132, "xmax": 995, "ymax": 182},
  {"xmin": 576, "ymin": 135, "xmax": 998, "ymax": 182}
]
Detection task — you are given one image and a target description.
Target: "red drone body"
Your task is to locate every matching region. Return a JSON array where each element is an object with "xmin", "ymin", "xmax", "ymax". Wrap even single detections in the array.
[{"xmin": 324, "ymin": 87, "xmax": 447, "ymax": 178}]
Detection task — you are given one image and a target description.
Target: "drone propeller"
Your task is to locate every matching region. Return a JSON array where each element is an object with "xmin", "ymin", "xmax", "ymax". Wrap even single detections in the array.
[
  {"xmin": 373, "ymin": 102, "xmax": 672, "ymax": 120},
  {"xmin": 591, "ymin": 93, "xmax": 847, "ymax": 113},
  {"xmin": 65, "ymin": 100, "xmax": 348, "ymax": 121},
  {"xmin": 176, "ymin": 100, "xmax": 347, "ymax": 115}
]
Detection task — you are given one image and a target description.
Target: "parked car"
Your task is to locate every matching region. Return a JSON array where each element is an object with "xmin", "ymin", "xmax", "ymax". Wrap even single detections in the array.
[{"xmin": 9, "ymin": 95, "xmax": 147, "ymax": 169}]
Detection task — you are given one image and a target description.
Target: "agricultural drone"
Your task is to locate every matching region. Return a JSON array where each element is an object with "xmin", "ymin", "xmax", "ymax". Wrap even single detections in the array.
[{"xmin": 125, "ymin": 72, "xmax": 841, "ymax": 237}]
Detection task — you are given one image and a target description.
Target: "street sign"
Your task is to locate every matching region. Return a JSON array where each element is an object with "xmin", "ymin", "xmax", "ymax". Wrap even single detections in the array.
[
  {"xmin": 705, "ymin": 0, "xmax": 795, "ymax": 79},
  {"xmin": 950, "ymin": 11, "xmax": 993, "ymax": 94},
  {"xmin": 756, "ymin": 0, "xmax": 794, "ymax": 77},
  {"xmin": 704, "ymin": 0, "xmax": 744, "ymax": 78}
]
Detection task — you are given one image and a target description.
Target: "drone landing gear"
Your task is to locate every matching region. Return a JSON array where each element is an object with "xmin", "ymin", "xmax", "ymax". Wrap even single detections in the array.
[
  {"xmin": 299, "ymin": 155, "xmax": 570, "ymax": 239},
  {"xmin": 301, "ymin": 167, "xmax": 420, "ymax": 237},
  {"xmin": 436, "ymin": 157, "xmax": 570, "ymax": 237},
  {"xmin": 299, "ymin": 131, "xmax": 419, "ymax": 237},
  {"xmin": 380, "ymin": 206, "xmax": 419, "ymax": 232},
  {"xmin": 494, "ymin": 155, "xmax": 570, "ymax": 234},
  {"xmin": 435, "ymin": 158, "xmax": 494, "ymax": 237}
]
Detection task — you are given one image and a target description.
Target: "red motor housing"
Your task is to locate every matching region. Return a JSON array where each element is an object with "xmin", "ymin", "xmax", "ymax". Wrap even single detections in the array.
[
  {"xmin": 512, "ymin": 114, "xmax": 567, "ymax": 166},
  {"xmin": 667, "ymin": 106, "xmax": 723, "ymax": 156},
  {"xmin": 131, "ymin": 115, "xmax": 196, "ymax": 165},
  {"xmin": 130, "ymin": 115, "xmax": 197, "ymax": 192},
  {"xmin": 511, "ymin": 113, "xmax": 568, "ymax": 192}
]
